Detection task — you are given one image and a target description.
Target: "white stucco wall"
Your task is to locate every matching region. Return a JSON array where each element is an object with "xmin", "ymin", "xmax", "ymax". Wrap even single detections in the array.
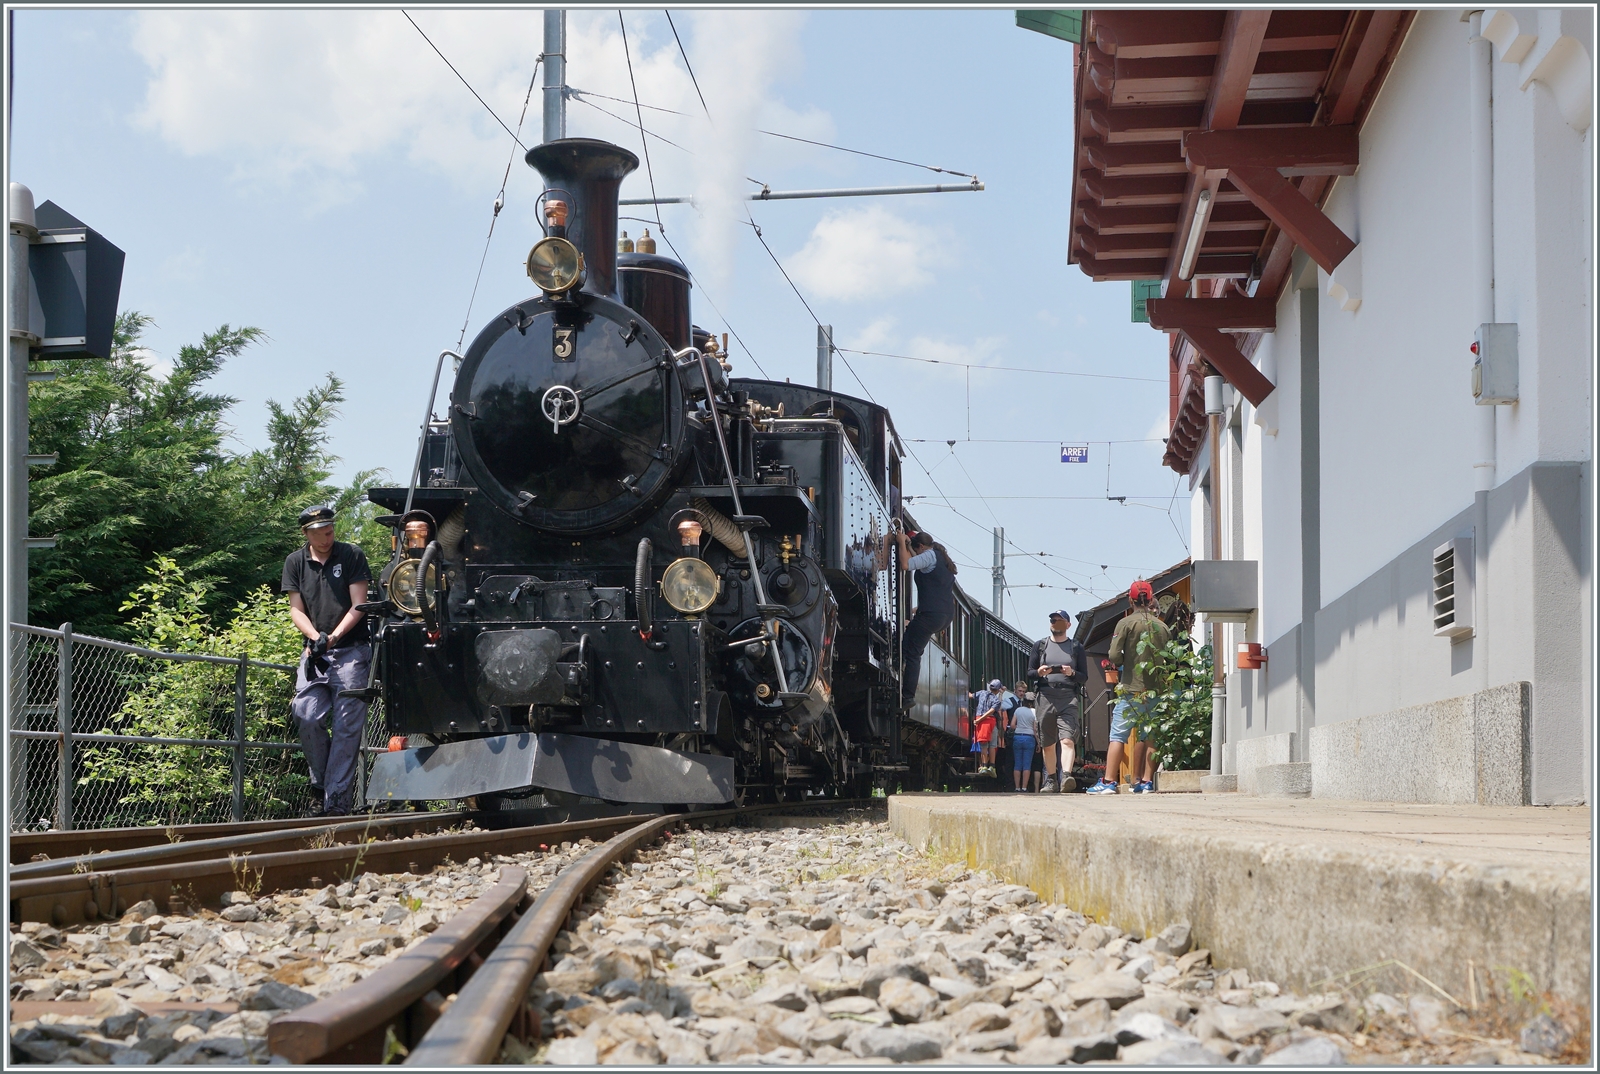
[
  {"xmin": 1252, "ymin": 303, "xmax": 1301, "ymax": 650},
  {"xmin": 1491, "ymin": 7, "xmax": 1594, "ymax": 477},
  {"xmin": 1316, "ymin": 11, "xmax": 1484, "ymax": 608},
  {"xmin": 1195, "ymin": 10, "xmax": 1591, "ymax": 800}
]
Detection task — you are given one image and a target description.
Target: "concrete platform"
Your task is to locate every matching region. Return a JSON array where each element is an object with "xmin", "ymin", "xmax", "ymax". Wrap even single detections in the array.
[{"xmin": 889, "ymin": 793, "xmax": 1590, "ymax": 1004}]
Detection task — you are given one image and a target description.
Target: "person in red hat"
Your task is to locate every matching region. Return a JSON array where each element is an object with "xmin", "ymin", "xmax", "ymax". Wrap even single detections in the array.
[{"xmin": 1087, "ymin": 579, "xmax": 1172, "ymax": 795}]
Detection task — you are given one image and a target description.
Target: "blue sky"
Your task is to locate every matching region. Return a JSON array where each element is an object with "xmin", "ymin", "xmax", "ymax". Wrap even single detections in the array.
[{"xmin": 10, "ymin": 6, "xmax": 1191, "ymax": 633}]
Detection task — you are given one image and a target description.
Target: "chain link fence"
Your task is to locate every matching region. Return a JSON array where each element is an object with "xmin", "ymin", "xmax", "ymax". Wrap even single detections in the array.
[{"xmin": 7, "ymin": 623, "xmax": 388, "ymax": 832}]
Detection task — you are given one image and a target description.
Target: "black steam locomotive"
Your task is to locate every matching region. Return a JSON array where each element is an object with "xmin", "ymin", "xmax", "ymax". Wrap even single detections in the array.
[{"xmin": 362, "ymin": 137, "xmax": 1028, "ymax": 810}]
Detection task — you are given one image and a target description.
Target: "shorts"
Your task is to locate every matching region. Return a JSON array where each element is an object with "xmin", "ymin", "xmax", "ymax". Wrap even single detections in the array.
[
  {"xmin": 974, "ymin": 716, "xmax": 996, "ymax": 745},
  {"xmin": 1110, "ymin": 695, "xmax": 1156, "ymax": 744},
  {"xmin": 1036, "ymin": 689, "xmax": 1079, "ymax": 748}
]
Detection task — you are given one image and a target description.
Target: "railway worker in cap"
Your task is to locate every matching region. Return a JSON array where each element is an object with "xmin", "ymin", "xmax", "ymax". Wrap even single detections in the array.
[
  {"xmin": 282, "ymin": 503, "xmax": 373, "ymax": 817},
  {"xmin": 893, "ymin": 528, "xmax": 957, "ymax": 710},
  {"xmin": 1028, "ymin": 610, "xmax": 1088, "ymax": 794}
]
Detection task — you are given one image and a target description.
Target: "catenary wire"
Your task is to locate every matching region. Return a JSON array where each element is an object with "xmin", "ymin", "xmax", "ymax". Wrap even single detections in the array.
[
  {"xmin": 389, "ymin": 25, "xmax": 1134, "ymax": 613},
  {"xmin": 564, "ymin": 67, "xmax": 1115, "ymax": 605},
  {"xmin": 617, "ymin": 12, "xmax": 664, "ymax": 234},
  {"xmin": 839, "ymin": 348, "xmax": 1165, "ymax": 384},
  {"xmin": 571, "ymin": 93, "xmax": 691, "ymax": 152},
  {"xmin": 664, "ymin": 11, "xmax": 712, "ymax": 121},
  {"xmin": 616, "ymin": 216, "xmax": 773, "ymax": 380},
  {"xmin": 1164, "ymin": 472, "xmax": 1190, "ymax": 554},
  {"xmin": 456, "ymin": 58, "xmax": 543, "ymax": 351},
  {"xmin": 655, "ymin": 230, "xmax": 773, "ymax": 380},
  {"xmin": 402, "ymin": 11, "xmax": 527, "ymax": 150},
  {"xmin": 565, "ymin": 87, "xmax": 977, "ymax": 179}
]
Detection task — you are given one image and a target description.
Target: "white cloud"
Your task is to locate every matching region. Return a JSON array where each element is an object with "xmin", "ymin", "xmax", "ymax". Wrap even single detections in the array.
[
  {"xmin": 787, "ymin": 206, "xmax": 943, "ymax": 302},
  {"xmin": 129, "ymin": 8, "xmax": 831, "ymax": 226},
  {"xmin": 132, "ymin": 10, "xmax": 545, "ymax": 205}
]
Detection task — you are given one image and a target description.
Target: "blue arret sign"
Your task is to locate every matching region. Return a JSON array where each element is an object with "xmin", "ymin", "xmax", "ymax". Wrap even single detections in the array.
[{"xmin": 1061, "ymin": 445, "xmax": 1090, "ymax": 464}]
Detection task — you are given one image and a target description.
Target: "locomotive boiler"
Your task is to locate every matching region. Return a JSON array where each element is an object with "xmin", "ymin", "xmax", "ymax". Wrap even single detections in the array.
[{"xmin": 362, "ymin": 137, "xmax": 1026, "ymax": 810}]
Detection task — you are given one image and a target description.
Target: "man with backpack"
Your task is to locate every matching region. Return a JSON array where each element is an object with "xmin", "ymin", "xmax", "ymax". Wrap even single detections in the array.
[
  {"xmin": 1027, "ymin": 611, "xmax": 1087, "ymax": 793},
  {"xmin": 1087, "ymin": 580, "xmax": 1172, "ymax": 795}
]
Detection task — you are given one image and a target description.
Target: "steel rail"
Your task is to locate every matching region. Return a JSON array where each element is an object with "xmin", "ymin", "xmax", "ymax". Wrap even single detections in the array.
[
  {"xmin": 8, "ymin": 812, "xmax": 658, "ymax": 927},
  {"xmin": 9, "ymin": 812, "xmax": 467, "ymax": 880},
  {"xmin": 7, "ymin": 814, "xmax": 407, "ymax": 864},
  {"xmin": 406, "ymin": 798, "xmax": 877, "ymax": 1065},
  {"xmin": 268, "ymin": 867, "xmax": 531, "ymax": 1064},
  {"xmin": 404, "ymin": 813, "xmax": 682, "ymax": 1065}
]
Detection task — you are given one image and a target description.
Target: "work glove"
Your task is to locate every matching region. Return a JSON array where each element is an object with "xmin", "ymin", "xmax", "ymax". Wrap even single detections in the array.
[{"xmin": 311, "ymin": 632, "xmax": 330, "ymax": 657}]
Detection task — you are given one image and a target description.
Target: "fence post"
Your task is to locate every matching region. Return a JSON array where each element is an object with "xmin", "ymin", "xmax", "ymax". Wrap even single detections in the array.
[
  {"xmin": 233, "ymin": 657, "xmax": 248, "ymax": 822},
  {"xmin": 57, "ymin": 622, "xmax": 74, "ymax": 832}
]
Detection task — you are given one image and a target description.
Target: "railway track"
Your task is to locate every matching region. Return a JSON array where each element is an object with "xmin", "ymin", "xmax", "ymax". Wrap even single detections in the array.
[
  {"xmin": 8, "ymin": 809, "xmax": 662, "ymax": 929},
  {"xmin": 8, "ymin": 815, "xmax": 383, "ymax": 865},
  {"xmin": 262, "ymin": 800, "xmax": 876, "ymax": 1064}
]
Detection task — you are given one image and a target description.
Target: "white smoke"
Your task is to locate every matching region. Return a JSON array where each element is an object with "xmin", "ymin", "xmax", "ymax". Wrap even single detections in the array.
[{"xmin": 678, "ymin": 10, "xmax": 806, "ymax": 293}]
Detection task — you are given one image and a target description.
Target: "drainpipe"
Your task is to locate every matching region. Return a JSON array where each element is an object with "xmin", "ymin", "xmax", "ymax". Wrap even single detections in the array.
[
  {"xmin": 1468, "ymin": 11, "xmax": 1495, "ymax": 692},
  {"xmin": 1469, "ymin": 11, "xmax": 1496, "ymax": 494},
  {"xmin": 1206, "ymin": 374, "xmax": 1227, "ymax": 776}
]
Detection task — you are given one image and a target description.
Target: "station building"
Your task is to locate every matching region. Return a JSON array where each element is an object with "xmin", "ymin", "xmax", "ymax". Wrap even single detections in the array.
[{"xmin": 1035, "ymin": 8, "xmax": 1593, "ymax": 805}]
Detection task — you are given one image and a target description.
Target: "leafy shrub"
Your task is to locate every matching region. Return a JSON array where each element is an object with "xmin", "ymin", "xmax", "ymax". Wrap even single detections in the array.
[
  {"xmin": 76, "ymin": 556, "xmax": 313, "ymax": 825},
  {"xmin": 1117, "ymin": 636, "xmax": 1213, "ymax": 773}
]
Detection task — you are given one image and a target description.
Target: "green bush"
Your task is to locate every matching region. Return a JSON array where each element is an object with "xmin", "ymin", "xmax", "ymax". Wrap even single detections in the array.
[
  {"xmin": 76, "ymin": 556, "xmax": 312, "ymax": 825},
  {"xmin": 1117, "ymin": 636, "xmax": 1214, "ymax": 773}
]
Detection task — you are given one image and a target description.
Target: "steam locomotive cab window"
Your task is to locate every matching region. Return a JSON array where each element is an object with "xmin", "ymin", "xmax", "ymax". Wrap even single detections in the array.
[{"xmin": 453, "ymin": 296, "xmax": 682, "ymax": 534}]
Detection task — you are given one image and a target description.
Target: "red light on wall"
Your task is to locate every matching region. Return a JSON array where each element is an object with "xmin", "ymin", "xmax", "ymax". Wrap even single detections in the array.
[{"xmin": 1237, "ymin": 642, "xmax": 1266, "ymax": 670}]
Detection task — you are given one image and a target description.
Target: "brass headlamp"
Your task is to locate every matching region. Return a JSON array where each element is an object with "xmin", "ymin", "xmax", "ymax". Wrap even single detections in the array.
[
  {"xmin": 660, "ymin": 558, "xmax": 719, "ymax": 615},
  {"xmin": 387, "ymin": 559, "xmax": 438, "ymax": 617},
  {"xmin": 528, "ymin": 197, "xmax": 585, "ymax": 295},
  {"xmin": 527, "ymin": 237, "xmax": 585, "ymax": 294}
]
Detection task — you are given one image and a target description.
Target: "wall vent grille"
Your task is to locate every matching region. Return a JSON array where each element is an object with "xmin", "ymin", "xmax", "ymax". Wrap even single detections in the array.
[{"xmin": 1432, "ymin": 537, "xmax": 1474, "ymax": 639}]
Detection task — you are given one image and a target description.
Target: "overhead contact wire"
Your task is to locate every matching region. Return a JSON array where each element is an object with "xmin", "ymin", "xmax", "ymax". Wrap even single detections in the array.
[
  {"xmin": 456, "ymin": 57, "xmax": 543, "ymax": 351},
  {"xmin": 403, "ymin": 11, "xmax": 526, "ymax": 149},
  {"xmin": 617, "ymin": 12, "xmax": 664, "ymax": 235},
  {"xmin": 565, "ymin": 87, "xmax": 977, "ymax": 178},
  {"xmin": 664, "ymin": 11, "xmax": 712, "ymax": 121}
]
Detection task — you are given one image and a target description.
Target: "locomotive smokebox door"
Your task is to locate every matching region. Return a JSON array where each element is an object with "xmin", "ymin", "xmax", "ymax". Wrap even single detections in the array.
[
  {"xmin": 475, "ymin": 628, "xmax": 565, "ymax": 706},
  {"xmin": 453, "ymin": 293, "xmax": 684, "ymax": 535}
]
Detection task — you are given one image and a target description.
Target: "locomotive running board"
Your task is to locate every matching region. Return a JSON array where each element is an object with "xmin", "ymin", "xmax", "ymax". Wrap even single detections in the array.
[{"xmin": 365, "ymin": 732, "xmax": 735, "ymax": 806}]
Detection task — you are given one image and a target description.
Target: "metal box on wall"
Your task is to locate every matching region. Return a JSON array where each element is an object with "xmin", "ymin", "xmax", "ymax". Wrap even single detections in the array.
[
  {"xmin": 1472, "ymin": 323, "xmax": 1518, "ymax": 405},
  {"xmin": 1191, "ymin": 560, "xmax": 1258, "ymax": 623}
]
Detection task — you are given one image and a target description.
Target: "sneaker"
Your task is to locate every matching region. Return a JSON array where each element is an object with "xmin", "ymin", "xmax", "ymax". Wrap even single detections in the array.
[
  {"xmin": 1039, "ymin": 776, "xmax": 1058, "ymax": 794},
  {"xmin": 1060, "ymin": 776, "xmax": 1076, "ymax": 792},
  {"xmin": 1085, "ymin": 779, "xmax": 1120, "ymax": 795},
  {"xmin": 1133, "ymin": 780, "xmax": 1156, "ymax": 794}
]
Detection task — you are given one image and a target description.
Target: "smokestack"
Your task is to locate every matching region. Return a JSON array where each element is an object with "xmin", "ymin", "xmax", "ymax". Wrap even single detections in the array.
[{"xmin": 524, "ymin": 138, "xmax": 639, "ymax": 299}]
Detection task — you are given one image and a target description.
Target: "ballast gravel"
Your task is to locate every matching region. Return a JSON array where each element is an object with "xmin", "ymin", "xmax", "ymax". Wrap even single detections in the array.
[
  {"xmin": 10, "ymin": 813, "xmax": 1574, "ymax": 1065},
  {"xmin": 508, "ymin": 813, "xmax": 1562, "ymax": 1066},
  {"xmin": 7, "ymin": 830, "xmax": 597, "ymax": 1065}
]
